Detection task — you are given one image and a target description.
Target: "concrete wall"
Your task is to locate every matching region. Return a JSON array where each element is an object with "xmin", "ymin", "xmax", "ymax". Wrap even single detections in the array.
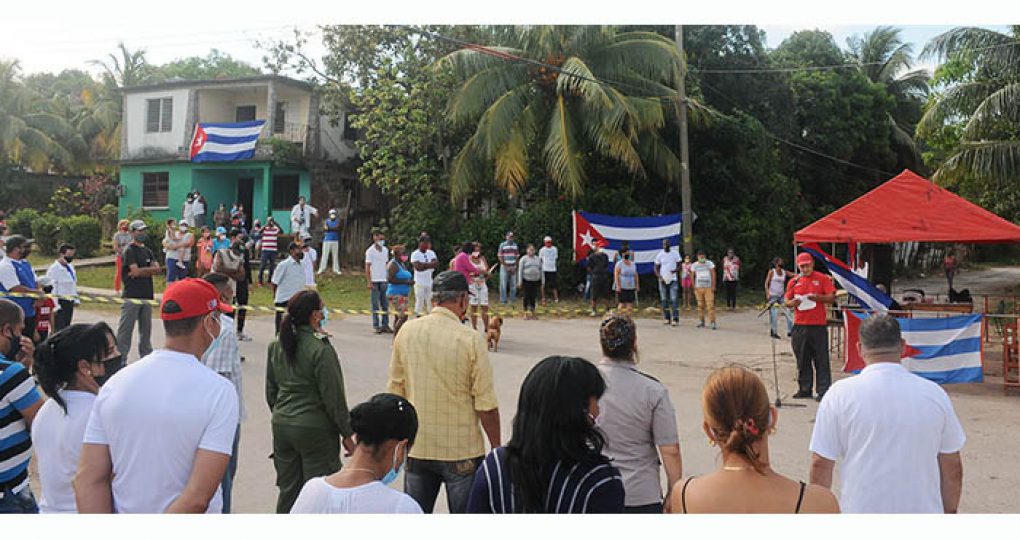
[
  {"xmin": 123, "ymin": 89, "xmax": 190, "ymax": 160},
  {"xmin": 119, "ymin": 162, "xmax": 194, "ymax": 221}
]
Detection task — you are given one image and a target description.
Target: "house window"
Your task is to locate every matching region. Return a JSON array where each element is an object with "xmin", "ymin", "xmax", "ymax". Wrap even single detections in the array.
[
  {"xmin": 271, "ymin": 175, "xmax": 300, "ymax": 210},
  {"xmin": 273, "ymin": 102, "xmax": 286, "ymax": 133},
  {"xmin": 342, "ymin": 111, "xmax": 360, "ymax": 141},
  {"xmin": 145, "ymin": 98, "xmax": 173, "ymax": 133},
  {"xmin": 142, "ymin": 172, "xmax": 170, "ymax": 208},
  {"xmin": 235, "ymin": 105, "xmax": 256, "ymax": 122}
]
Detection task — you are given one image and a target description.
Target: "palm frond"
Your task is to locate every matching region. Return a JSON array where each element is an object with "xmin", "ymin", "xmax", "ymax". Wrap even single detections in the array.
[
  {"xmin": 445, "ymin": 64, "xmax": 529, "ymax": 126},
  {"xmin": 922, "ymin": 26, "xmax": 1020, "ymax": 72},
  {"xmin": 474, "ymin": 85, "xmax": 532, "ymax": 160},
  {"xmin": 636, "ymin": 130, "xmax": 681, "ymax": 183},
  {"xmin": 588, "ymin": 36, "xmax": 681, "ymax": 87},
  {"xmin": 449, "ymin": 135, "xmax": 487, "ymax": 201},
  {"xmin": 934, "ymin": 140, "xmax": 1020, "ymax": 184},
  {"xmin": 916, "ymin": 81, "xmax": 998, "ymax": 137},
  {"xmin": 543, "ymin": 95, "xmax": 586, "ymax": 199},
  {"xmin": 888, "ymin": 112, "xmax": 922, "ymax": 165},
  {"xmin": 557, "ymin": 56, "xmax": 614, "ymax": 110},
  {"xmin": 962, "ymin": 81, "xmax": 1020, "ymax": 140},
  {"xmin": 494, "ymin": 128, "xmax": 529, "ymax": 194},
  {"xmin": 435, "ymin": 47, "xmax": 527, "ymax": 80}
]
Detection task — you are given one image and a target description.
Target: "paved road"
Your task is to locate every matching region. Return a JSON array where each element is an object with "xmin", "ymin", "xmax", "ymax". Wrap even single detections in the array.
[{"xmin": 59, "ymin": 302, "xmax": 1020, "ymax": 513}]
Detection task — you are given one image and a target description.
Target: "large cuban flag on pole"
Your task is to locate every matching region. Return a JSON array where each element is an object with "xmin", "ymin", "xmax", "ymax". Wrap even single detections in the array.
[
  {"xmin": 190, "ymin": 120, "xmax": 266, "ymax": 162},
  {"xmin": 800, "ymin": 242, "xmax": 895, "ymax": 313},
  {"xmin": 572, "ymin": 211, "xmax": 682, "ymax": 275},
  {"xmin": 844, "ymin": 310, "xmax": 983, "ymax": 384}
]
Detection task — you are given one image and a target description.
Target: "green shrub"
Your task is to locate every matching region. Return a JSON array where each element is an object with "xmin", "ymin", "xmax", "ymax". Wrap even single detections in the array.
[
  {"xmin": 7, "ymin": 208, "xmax": 40, "ymax": 237},
  {"xmin": 30, "ymin": 214, "xmax": 63, "ymax": 255},
  {"xmin": 60, "ymin": 215, "xmax": 102, "ymax": 257}
]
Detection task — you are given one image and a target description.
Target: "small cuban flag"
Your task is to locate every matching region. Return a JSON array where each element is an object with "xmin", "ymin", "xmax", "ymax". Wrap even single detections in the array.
[{"xmin": 190, "ymin": 120, "xmax": 266, "ymax": 162}]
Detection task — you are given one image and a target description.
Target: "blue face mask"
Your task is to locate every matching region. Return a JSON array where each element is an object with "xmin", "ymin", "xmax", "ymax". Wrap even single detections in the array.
[
  {"xmin": 203, "ymin": 315, "xmax": 224, "ymax": 358},
  {"xmin": 381, "ymin": 443, "xmax": 406, "ymax": 485},
  {"xmin": 321, "ymin": 307, "xmax": 329, "ymax": 327}
]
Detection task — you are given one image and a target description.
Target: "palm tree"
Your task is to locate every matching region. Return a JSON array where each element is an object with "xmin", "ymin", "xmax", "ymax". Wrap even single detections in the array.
[
  {"xmin": 90, "ymin": 42, "xmax": 152, "ymax": 89},
  {"xmin": 847, "ymin": 26, "xmax": 930, "ymax": 166},
  {"xmin": 0, "ymin": 60, "xmax": 82, "ymax": 172},
  {"xmin": 437, "ymin": 26, "xmax": 698, "ymax": 200},
  {"xmin": 918, "ymin": 26, "xmax": 1020, "ymax": 184}
]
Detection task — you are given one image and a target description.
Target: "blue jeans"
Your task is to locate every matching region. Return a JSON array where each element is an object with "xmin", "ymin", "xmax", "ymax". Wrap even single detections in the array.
[
  {"xmin": 0, "ymin": 488, "xmax": 38, "ymax": 514},
  {"xmin": 166, "ymin": 258, "xmax": 189, "ymax": 282},
  {"xmin": 659, "ymin": 280, "xmax": 679, "ymax": 322},
  {"xmin": 769, "ymin": 294, "xmax": 794, "ymax": 336},
  {"xmin": 258, "ymin": 250, "xmax": 277, "ymax": 284},
  {"xmin": 404, "ymin": 457, "xmax": 482, "ymax": 514},
  {"xmin": 220, "ymin": 424, "xmax": 241, "ymax": 513},
  {"xmin": 371, "ymin": 282, "xmax": 389, "ymax": 329},
  {"xmin": 499, "ymin": 266, "xmax": 517, "ymax": 304}
]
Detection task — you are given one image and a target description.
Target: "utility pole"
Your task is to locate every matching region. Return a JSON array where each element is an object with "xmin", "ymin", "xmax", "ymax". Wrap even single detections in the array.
[{"xmin": 675, "ymin": 25, "xmax": 694, "ymax": 256}]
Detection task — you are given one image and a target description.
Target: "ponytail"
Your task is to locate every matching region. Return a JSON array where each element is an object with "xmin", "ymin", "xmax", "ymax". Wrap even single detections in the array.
[
  {"xmin": 33, "ymin": 322, "xmax": 114, "ymax": 414},
  {"xmin": 279, "ymin": 290, "xmax": 322, "ymax": 365}
]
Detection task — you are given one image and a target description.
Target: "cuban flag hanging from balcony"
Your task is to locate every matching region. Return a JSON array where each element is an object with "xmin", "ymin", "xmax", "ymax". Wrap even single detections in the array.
[{"xmin": 190, "ymin": 120, "xmax": 266, "ymax": 162}]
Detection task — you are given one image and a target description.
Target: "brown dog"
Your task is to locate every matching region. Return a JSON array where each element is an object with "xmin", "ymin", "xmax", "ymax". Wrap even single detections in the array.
[{"xmin": 487, "ymin": 315, "xmax": 504, "ymax": 352}]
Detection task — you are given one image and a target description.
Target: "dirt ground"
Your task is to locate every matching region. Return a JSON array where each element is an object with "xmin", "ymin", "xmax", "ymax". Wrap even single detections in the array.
[{"xmin": 25, "ymin": 265, "xmax": 1020, "ymax": 514}]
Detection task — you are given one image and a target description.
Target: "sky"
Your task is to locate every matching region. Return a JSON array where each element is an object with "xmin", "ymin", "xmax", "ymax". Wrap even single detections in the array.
[{"xmin": 1, "ymin": 1, "xmax": 1014, "ymax": 77}]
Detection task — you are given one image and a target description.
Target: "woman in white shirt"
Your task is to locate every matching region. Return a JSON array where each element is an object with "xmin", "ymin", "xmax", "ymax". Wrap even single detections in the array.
[
  {"xmin": 30, "ymin": 322, "xmax": 120, "ymax": 513},
  {"xmin": 291, "ymin": 393, "xmax": 422, "ymax": 514}
]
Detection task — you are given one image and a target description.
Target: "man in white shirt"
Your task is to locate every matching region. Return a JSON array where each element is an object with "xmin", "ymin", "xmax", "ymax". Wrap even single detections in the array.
[
  {"xmin": 75, "ymin": 278, "xmax": 239, "ymax": 514},
  {"xmin": 809, "ymin": 314, "xmax": 966, "ymax": 513},
  {"xmin": 271, "ymin": 242, "xmax": 307, "ymax": 333},
  {"xmin": 365, "ymin": 229, "xmax": 391, "ymax": 334},
  {"xmin": 653, "ymin": 239, "xmax": 682, "ymax": 326},
  {"xmin": 538, "ymin": 236, "xmax": 559, "ymax": 305},
  {"xmin": 200, "ymin": 273, "xmax": 246, "ymax": 514},
  {"xmin": 45, "ymin": 243, "xmax": 79, "ymax": 332},
  {"xmin": 299, "ymin": 233, "xmax": 317, "ymax": 289},
  {"xmin": 290, "ymin": 196, "xmax": 318, "ymax": 237},
  {"xmin": 409, "ymin": 235, "xmax": 437, "ymax": 316}
]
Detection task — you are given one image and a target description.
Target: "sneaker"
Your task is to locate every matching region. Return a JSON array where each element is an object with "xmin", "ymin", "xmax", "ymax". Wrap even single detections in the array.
[
  {"xmin": 374, "ymin": 328, "xmax": 383, "ymax": 334},
  {"xmin": 590, "ymin": 310, "xmax": 597, "ymax": 316},
  {"xmin": 671, "ymin": 320, "xmax": 678, "ymax": 327},
  {"xmin": 815, "ymin": 393, "xmax": 826, "ymax": 402},
  {"xmin": 792, "ymin": 391, "xmax": 812, "ymax": 399},
  {"xmin": 769, "ymin": 331, "xmax": 779, "ymax": 339},
  {"xmin": 711, "ymin": 323, "xmax": 717, "ymax": 330},
  {"xmin": 663, "ymin": 319, "xmax": 671, "ymax": 325},
  {"xmin": 696, "ymin": 321, "xmax": 705, "ymax": 328},
  {"xmin": 237, "ymin": 333, "xmax": 252, "ymax": 342},
  {"xmin": 381, "ymin": 326, "xmax": 394, "ymax": 334}
]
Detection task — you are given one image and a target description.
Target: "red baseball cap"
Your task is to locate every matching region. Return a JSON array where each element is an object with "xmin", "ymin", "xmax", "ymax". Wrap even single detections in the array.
[
  {"xmin": 796, "ymin": 252, "xmax": 814, "ymax": 266},
  {"xmin": 160, "ymin": 278, "xmax": 234, "ymax": 320}
]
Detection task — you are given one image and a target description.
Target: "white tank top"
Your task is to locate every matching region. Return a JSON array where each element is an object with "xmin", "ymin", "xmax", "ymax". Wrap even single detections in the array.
[{"xmin": 768, "ymin": 268, "xmax": 787, "ymax": 296}]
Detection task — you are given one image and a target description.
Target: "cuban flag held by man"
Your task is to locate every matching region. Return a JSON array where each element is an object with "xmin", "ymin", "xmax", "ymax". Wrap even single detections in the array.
[
  {"xmin": 572, "ymin": 211, "xmax": 682, "ymax": 274},
  {"xmin": 800, "ymin": 243, "xmax": 895, "ymax": 313},
  {"xmin": 190, "ymin": 120, "xmax": 266, "ymax": 162}
]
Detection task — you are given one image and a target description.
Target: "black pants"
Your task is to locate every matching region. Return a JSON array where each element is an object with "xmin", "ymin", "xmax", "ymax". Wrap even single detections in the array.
[
  {"xmin": 54, "ymin": 300, "xmax": 74, "ymax": 331},
  {"xmin": 724, "ymin": 280, "xmax": 738, "ymax": 308},
  {"xmin": 522, "ymin": 279, "xmax": 540, "ymax": 311},
  {"xmin": 791, "ymin": 325, "xmax": 831, "ymax": 395},
  {"xmin": 274, "ymin": 301, "xmax": 288, "ymax": 334},
  {"xmin": 625, "ymin": 502, "xmax": 664, "ymax": 513},
  {"xmin": 235, "ymin": 280, "xmax": 249, "ymax": 333},
  {"xmin": 22, "ymin": 316, "xmax": 36, "ymax": 340}
]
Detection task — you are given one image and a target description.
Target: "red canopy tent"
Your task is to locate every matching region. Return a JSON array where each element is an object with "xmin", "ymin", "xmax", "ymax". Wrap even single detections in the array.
[{"xmin": 794, "ymin": 169, "xmax": 1020, "ymax": 244}]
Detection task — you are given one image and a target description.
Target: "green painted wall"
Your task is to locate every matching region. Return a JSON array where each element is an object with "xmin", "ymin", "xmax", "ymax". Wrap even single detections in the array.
[{"xmin": 119, "ymin": 161, "xmax": 307, "ymax": 232}]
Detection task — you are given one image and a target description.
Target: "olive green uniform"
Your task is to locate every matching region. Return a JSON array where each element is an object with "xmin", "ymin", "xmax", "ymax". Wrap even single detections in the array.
[{"xmin": 266, "ymin": 326, "xmax": 352, "ymax": 513}]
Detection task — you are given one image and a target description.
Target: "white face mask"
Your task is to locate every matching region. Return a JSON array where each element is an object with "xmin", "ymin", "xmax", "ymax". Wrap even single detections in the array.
[{"xmin": 203, "ymin": 315, "xmax": 224, "ymax": 357}]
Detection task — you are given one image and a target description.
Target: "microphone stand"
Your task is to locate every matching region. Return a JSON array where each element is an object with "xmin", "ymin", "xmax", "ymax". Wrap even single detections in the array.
[{"xmin": 758, "ymin": 300, "xmax": 806, "ymax": 409}]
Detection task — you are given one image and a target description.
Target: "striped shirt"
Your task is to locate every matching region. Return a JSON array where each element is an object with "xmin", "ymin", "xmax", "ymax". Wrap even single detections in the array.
[
  {"xmin": 1, "ymin": 355, "xmax": 43, "ymax": 495},
  {"xmin": 200, "ymin": 314, "xmax": 246, "ymax": 422},
  {"xmin": 467, "ymin": 447, "xmax": 624, "ymax": 513},
  {"xmin": 261, "ymin": 225, "xmax": 280, "ymax": 252}
]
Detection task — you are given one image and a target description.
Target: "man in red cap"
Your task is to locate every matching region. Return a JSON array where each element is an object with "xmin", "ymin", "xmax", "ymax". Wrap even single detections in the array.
[
  {"xmin": 75, "ymin": 278, "xmax": 239, "ymax": 513},
  {"xmin": 785, "ymin": 252, "xmax": 837, "ymax": 401}
]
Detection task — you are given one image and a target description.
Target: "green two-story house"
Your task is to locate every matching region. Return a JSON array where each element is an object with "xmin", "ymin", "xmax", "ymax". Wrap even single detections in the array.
[{"xmin": 117, "ymin": 75, "xmax": 357, "ymax": 232}]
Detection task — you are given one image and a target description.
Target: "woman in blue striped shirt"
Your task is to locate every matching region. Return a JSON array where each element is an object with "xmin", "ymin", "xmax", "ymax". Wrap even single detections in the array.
[{"xmin": 467, "ymin": 356, "xmax": 624, "ymax": 513}]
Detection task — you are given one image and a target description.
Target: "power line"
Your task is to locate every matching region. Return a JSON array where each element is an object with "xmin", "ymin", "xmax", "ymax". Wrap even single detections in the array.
[
  {"xmin": 697, "ymin": 79, "xmax": 897, "ymax": 175},
  {"xmin": 409, "ymin": 26, "xmax": 898, "ymax": 177}
]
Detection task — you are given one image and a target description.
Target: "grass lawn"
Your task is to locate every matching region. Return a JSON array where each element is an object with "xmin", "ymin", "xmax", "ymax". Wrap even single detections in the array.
[{"xmin": 71, "ymin": 262, "xmax": 771, "ymax": 320}]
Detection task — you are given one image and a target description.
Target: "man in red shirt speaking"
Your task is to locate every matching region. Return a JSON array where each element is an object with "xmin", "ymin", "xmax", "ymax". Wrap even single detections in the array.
[{"xmin": 785, "ymin": 252, "xmax": 837, "ymax": 402}]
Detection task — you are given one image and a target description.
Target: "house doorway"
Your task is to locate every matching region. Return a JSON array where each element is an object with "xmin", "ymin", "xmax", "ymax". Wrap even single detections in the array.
[{"xmin": 237, "ymin": 177, "xmax": 254, "ymax": 222}]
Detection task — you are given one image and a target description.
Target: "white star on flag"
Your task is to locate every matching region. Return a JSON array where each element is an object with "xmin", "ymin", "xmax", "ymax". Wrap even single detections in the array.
[{"xmin": 579, "ymin": 229, "xmax": 594, "ymax": 247}]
